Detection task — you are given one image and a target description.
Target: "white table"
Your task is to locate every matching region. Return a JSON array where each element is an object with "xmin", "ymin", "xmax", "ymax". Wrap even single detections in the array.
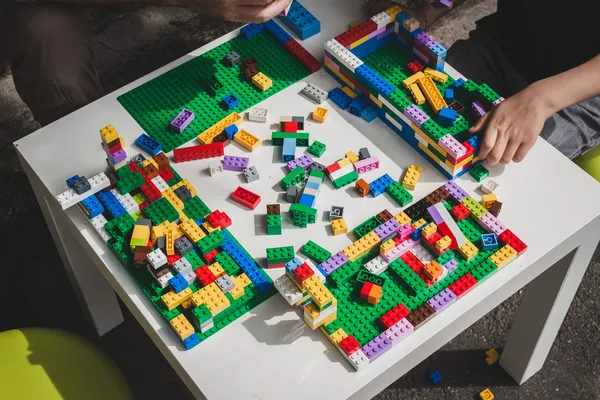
[{"xmin": 15, "ymin": 1, "xmax": 600, "ymax": 398}]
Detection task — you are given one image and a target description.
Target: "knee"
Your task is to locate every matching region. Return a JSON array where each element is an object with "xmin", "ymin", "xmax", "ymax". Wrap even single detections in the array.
[{"xmin": 22, "ymin": 6, "xmax": 88, "ymax": 48}]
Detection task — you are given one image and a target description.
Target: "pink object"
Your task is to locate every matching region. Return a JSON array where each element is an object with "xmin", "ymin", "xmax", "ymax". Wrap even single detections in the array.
[{"xmin": 354, "ymin": 156, "xmax": 379, "ymax": 174}]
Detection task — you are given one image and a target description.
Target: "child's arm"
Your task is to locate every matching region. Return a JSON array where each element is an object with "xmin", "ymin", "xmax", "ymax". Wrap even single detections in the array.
[{"xmin": 472, "ymin": 54, "xmax": 600, "ymax": 165}]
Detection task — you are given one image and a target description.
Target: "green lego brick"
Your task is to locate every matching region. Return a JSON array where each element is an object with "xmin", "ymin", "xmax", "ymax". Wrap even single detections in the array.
[
  {"xmin": 436, "ymin": 249, "xmax": 455, "ymax": 266},
  {"xmin": 107, "ymin": 237, "xmax": 130, "ymax": 265},
  {"xmin": 271, "ymin": 132, "xmax": 310, "ymax": 146},
  {"xmin": 353, "ymin": 216, "xmax": 382, "ymax": 239},
  {"xmin": 471, "ymin": 258, "xmax": 497, "ymax": 282},
  {"xmin": 183, "ymin": 196, "xmax": 212, "ymax": 221},
  {"xmin": 116, "ymin": 165, "xmax": 132, "ymax": 179},
  {"xmin": 118, "ymin": 31, "xmax": 312, "ymax": 152},
  {"xmin": 462, "ymin": 196, "xmax": 488, "ymax": 219},
  {"xmin": 330, "ymin": 260, "xmax": 361, "ymax": 287},
  {"xmin": 356, "ymin": 269, "xmax": 386, "ymax": 286},
  {"xmin": 104, "ymin": 212, "xmax": 136, "ymax": 237},
  {"xmin": 309, "ymin": 170, "xmax": 325, "ymax": 181},
  {"xmin": 307, "ymin": 140, "xmax": 326, "ymax": 157},
  {"xmin": 266, "ymin": 214, "xmax": 282, "ymax": 235},
  {"xmin": 462, "ymin": 79, "xmax": 478, "ymax": 92},
  {"xmin": 214, "ymin": 251, "xmax": 241, "ymax": 276},
  {"xmin": 192, "ymin": 304, "xmax": 212, "ymax": 327},
  {"xmin": 469, "ymin": 164, "xmax": 489, "ymax": 182},
  {"xmin": 386, "ymin": 181, "xmax": 413, "ymax": 207},
  {"xmin": 281, "ymin": 166, "xmax": 305, "ymax": 190},
  {"xmin": 421, "ymin": 119, "xmax": 446, "ymax": 142},
  {"xmin": 289, "ymin": 203, "xmax": 316, "ymax": 228},
  {"xmin": 201, "ymin": 75, "xmax": 227, "ymax": 97},
  {"xmin": 143, "ymin": 197, "xmax": 179, "ymax": 225},
  {"xmin": 388, "ymin": 259, "xmax": 427, "ymax": 296},
  {"xmin": 198, "ymin": 229, "xmax": 226, "ymax": 254},
  {"xmin": 266, "ymin": 246, "xmax": 295, "ymax": 265},
  {"xmin": 116, "ymin": 171, "xmax": 145, "ymax": 194},
  {"xmin": 184, "ymin": 251, "xmax": 205, "ymax": 269},
  {"xmin": 301, "ymin": 240, "xmax": 331, "ymax": 264},
  {"xmin": 363, "ymin": 44, "xmax": 409, "ymax": 86},
  {"xmin": 457, "ymin": 217, "xmax": 486, "ymax": 244},
  {"xmin": 332, "ymin": 170, "xmax": 359, "ymax": 189}
]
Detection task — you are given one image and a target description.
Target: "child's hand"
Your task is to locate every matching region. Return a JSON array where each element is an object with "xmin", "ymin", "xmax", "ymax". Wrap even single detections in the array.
[
  {"xmin": 470, "ymin": 86, "xmax": 552, "ymax": 165},
  {"xmin": 161, "ymin": 0, "xmax": 291, "ymax": 23}
]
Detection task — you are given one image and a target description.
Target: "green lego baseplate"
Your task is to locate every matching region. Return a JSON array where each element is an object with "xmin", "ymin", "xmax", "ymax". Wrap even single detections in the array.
[{"xmin": 118, "ymin": 29, "xmax": 312, "ymax": 152}]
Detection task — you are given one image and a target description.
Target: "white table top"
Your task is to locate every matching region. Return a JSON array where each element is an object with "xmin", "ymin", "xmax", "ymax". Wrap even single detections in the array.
[{"xmin": 15, "ymin": 1, "xmax": 600, "ymax": 399}]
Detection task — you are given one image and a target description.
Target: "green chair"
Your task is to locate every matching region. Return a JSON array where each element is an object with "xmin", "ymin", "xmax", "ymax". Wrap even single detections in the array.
[
  {"xmin": 0, "ymin": 328, "xmax": 132, "ymax": 400},
  {"xmin": 574, "ymin": 145, "xmax": 600, "ymax": 182}
]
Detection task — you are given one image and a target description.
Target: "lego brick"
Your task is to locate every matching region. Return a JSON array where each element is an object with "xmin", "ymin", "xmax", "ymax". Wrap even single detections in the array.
[
  {"xmin": 302, "ymin": 83, "xmax": 328, "ymax": 104},
  {"xmin": 243, "ymin": 166, "xmax": 260, "ymax": 183},
  {"xmin": 56, "ymin": 172, "xmax": 110, "ymax": 210},
  {"xmin": 222, "ymin": 156, "xmax": 249, "ymax": 172},
  {"xmin": 231, "ymin": 186, "xmax": 261, "ymax": 210}
]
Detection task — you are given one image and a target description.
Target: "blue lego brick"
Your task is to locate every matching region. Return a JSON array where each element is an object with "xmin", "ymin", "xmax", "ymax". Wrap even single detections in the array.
[
  {"xmin": 169, "ymin": 274, "xmax": 188, "ymax": 294},
  {"xmin": 222, "ymin": 93, "xmax": 240, "ymax": 110},
  {"xmin": 66, "ymin": 175, "xmax": 80, "ymax": 189},
  {"xmin": 438, "ymin": 107, "xmax": 457, "ymax": 127},
  {"xmin": 221, "ymin": 231, "xmax": 271, "ymax": 292},
  {"xmin": 355, "ymin": 64, "xmax": 395, "ymax": 97},
  {"xmin": 481, "ymin": 233, "xmax": 499, "ymax": 251},
  {"xmin": 315, "ymin": 263, "xmax": 328, "ymax": 277},
  {"xmin": 224, "ymin": 124, "xmax": 238, "ymax": 140},
  {"xmin": 279, "ymin": 1, "xmax": 321, "ymax": 40},
  {"xmin": 304, "ymin": 180, "xmax": 320, "ymax": 190},
  {"xmin": 349, "ymin": 97, "xmax": 367, "ymax": 116},
  {"xmin": 466, "ymin": 135, "xmax": 481, "ymax": 153},
  {"xmin": 429, "ymin": 370, "xmax": 442, "ymax": 384},
  {"xmin": 369, "ymin": 173, "xmax": 393, "ymax": 197},
  {"xmin": 196, "ymin": 218, "xmax": 205, "ymax": 226},
  {"xmin": 298, "ymin": 193, "xmax": 316, "ymax": 208},
  {"xmin": 411, "ymin": 226, "xmax": 423, "ymax": 241},
  {"xmin": 435, "ymin": 60, "xmax": 446, "ymax": 72},
  {"xmin": 350, "ymin": 32, "xmax": 395, "ymax": 59},
  {"xmin": 182, "ymin": 333, "xmax": 201, "ymax": 350},
  {"xmin": 327, "ymin": 87, "xmax": 352, "ymax": 110},
  {"xmin": 285, "ymin": 257, "xmax": 303, "ymax": 275},
  {"xmin": 240, "ymin": 23, "xmax": 264, "ymax": 40},
  {"xmin": 282, "ymin": 137, "xmax": 296, "ymax": 163},
  {"xmin": 97, "ymin": 190, "xmax": 127, "ymax": 218},
  {"xmin": 444, "ymin": 88, "xmax": 454, "ymax": 102},
  {"xmin": 453, "ymin": 78, "xmax": 466, "ymax": 88},
  {"xmin": 360, "ymin": 106, "xmax": 377, "ymax": 123},
  {"xmin": 81, "ymin": 194, "xmax": 104, "ymax": 219},
  {"xmin": 264, "ymin": 20, "xmax": 292, "ymax": 44},
  {"xmin": 135, "ymin": 133, "xmax": 162, "ymax": 156},
  {"xmin": 395, "ymin": 11, "xmax": 412, "ymax": 23}
]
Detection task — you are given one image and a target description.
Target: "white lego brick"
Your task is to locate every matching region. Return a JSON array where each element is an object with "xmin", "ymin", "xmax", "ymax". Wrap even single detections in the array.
[
  {"xmin": 329, "ymin": 163, "xmax": 355, "ymax": 182},
  {"xmin": 411, "ymin": 243, "xmax": 435, "ymax": 264},
  {"xmin": 303, "ymin": 302, "xmax": 337, "ymax": 325},
  {"xmin": 55, "ymin": 172, "xmax": 110, "ymax": 210},
  {"xmin": 377, "ymin": 94, "xmax": 404, "ymax": 121},
  {"xmin": 157, "ymin": 271, "xmax": 174, "ymax": 289},
  {"xmin": 182, "ymin": 271, "xmax": 196, "ymax": 285},
  {"xmin": 341, "ymin": 348, "xmax": 370, "ymax": 371},
  {"xmin": 274, "ymin": 275, "xmax": 304, "ymax": 306},
  {"xmin": 111, "ymin": 189, "xmax": 139, "ymax": 215},
  {"xmin": 151, "ymin": 176, "xmax": 169, "ymax": 192},
  {"xmin": 371, "ymin": 11, "xmax": 392, "ymax": 29},
  {"xmin": 199, "ymin": 320, "xmax": 214, "ymax": 333},
  {"xmin": 147, "ymin": 248, "xmax": 168, "ymax": 269},
  {"xmin": 173, "ymin": 258, "xmax": 193, "ymax": 275},
  {"xmin": 480, "ymin": 179, "xmax": 499, "ymax": 194},
  {"xmin": 324, "ymin": 39, "xmax": 364, "ymax": 72},
  {"xmin": 304, "ymin": 259, "xmax": 326, "ymax": 283},
  {"xmin": 208, "ymin": 161, "xmax": 224, "ymax": 176},
  {"xmin": 302, "ymin": 83, "xmax": 328, "ymax": 104},
  {"xmin": 432, "ymin": 203, "xmax": 467, "ymax": 248},
  {"xmin": 248, "ymin": 107, "xmax": 268, "ymax": 123},
  {"xmin": 384, "ymin": 112, "xmax": 404, "ymax": 133},
  {"xmin": 89, "ymin": 214, "xmax": 112, "ymax": 243},
  {"xmin": 364, "ymin": 255, "xmax": 389, "ymax": 275}
]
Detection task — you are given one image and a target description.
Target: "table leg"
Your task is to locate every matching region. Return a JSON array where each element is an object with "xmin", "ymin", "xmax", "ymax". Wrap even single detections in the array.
[
  {"xmin": 17, "ymin": 153, "xmax": 124, "ymax": 336},
  {"xmin": 500, "ymin": 234, "xmax": 599, "ymax": 384}
]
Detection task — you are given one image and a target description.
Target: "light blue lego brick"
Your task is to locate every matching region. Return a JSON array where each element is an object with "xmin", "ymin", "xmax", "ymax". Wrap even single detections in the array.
[
  {"xmin": 285, "ymin": 257, "xmax": 303, "ymax": 276},
  {"xmin": 298, "ymin": 193, "xmax": 316, "ymax": 208},
  {"xmin": 305, "ymin": 180, "xmax": 320, "ymax": 190},
  {"xmin": 182, "ymin": 333, "xmax": 201, "ymax": 350},
  {"xmin": 282, "ymin": 137, "xmax": 297, "ymax": 163},
  {"xmin": 481, "ymin": 233, "xmax": 499, "ymax": 251},
  {"xmin": 355, "ymin": 64, "xmax": 395, "ymax": 97}
]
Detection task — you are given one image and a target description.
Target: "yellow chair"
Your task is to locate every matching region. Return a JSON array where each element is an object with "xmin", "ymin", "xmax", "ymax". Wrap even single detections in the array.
[
  {"xmin": 574, "ymin": 145, "xmax": 600, "ymax": 182},
  {"xmin": 0, "ymin": 328, "xmax": 132, "ymax": 400}
]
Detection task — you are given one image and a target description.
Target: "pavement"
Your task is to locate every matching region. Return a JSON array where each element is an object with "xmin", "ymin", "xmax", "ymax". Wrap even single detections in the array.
[{"xmin": 1, "ymin": 1, "xmax": 599, "ymax": 399}]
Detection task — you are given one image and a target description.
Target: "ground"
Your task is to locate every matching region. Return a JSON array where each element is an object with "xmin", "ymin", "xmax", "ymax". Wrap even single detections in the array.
[{"xmin": 1, "ymin": 1, "xmax": 599, "ymax": 399}]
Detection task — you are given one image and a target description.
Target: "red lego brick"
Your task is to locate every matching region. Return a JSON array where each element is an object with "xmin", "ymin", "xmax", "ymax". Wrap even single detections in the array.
[
  {"xmin": 173, "ymin": 142, "xmax": 224, "ymax": 163},
  {"xmin": 284, "ymin": 39, "xmax": 321, "ymax": 73},
  {"xmin": 138, "ymin": 201, "xmax": 149, "ymax": 211},
  {"xmin": 437, "ymin": 222, "xmax": 458, "ymax": 250},
  {"xmin": 338, "ymin": 335, "xmax": 360, "ymax": 356},
  {"xmin": 194, "ymin": 265, "xmax": 216, "ymax": 286},
  {"xmin": 422, "ymin": 231, "xmax": 444, "ymax": 255},
  {"xmin": 335, "ymin": 19, "xmax": 377, "ymax": 47},
  {"xmin": 140, "ymin": 181, "xmax": 162, "ymax": 203},
  {"xmin": 293, "ymin": 263, "xmax": 314, "ymax": 285},
  {"xmin": 499, "ymin": 229, "xmax": 527, "ymax": 255},
  {"xmin": 128, "ymin": 161, "xmax": 143, "ymax": 174},
  {"xmin": 231, "ymin": 186, "xmax": 261, "ymax": 210},
  {"xmin": 281, "ymin": 121, "xmax": 298, "ymax": 133},
  {"xmin": 206, "ymin": 210, "xmax": 232, "ymax": 230},
  {"xmin": 401, "ymin": 251, "xmax": 425, "ymax": 275},
  {"xmin": 203, "ymin": 249, "xmax": 218, "ymax": 264},
  {"xmin": 456, "ymin": 141, "xmax": 475, "ymax": 164},
  {"xmin": 407, "ymin": 60, "xmax": 424, "ymax": 74},
  {"xmin": 451, "ymin": 203, "xmax": 470, "ymax": 221},
  {"xmin": 153, "ymin": 152, "xmax": 170, "ymax": 169},
  {"xmin": 359, "ymin": 281, "xmax": 374, "ymax": 302},
  {"xmin": 158, "ymin": 166, "xmax": 175, "ymax": 183},
  {"xmin": 380, "ymin": 303, "xmax": 410, "ymax": 329},
  {"xmin": 166, "ymin": 254, "xmax": 181, "ymax": 265},
  {"xmin": 449, "ymin": 273, "xmax": 477, "ymax": 297}
]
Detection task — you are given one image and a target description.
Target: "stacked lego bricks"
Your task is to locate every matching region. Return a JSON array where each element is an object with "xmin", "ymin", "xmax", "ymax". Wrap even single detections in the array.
[
  {"xmin": 275, "ymin": 180, "xmax": 526, "ymax": 370},
  {"xmin": 73, "ymin": 128, "xmax": 275, "ymax": 349},
  {"xmin": 118, "ymin": 19, "xmax": 318, "ymax": 152},
  {"xmin": 323, "ymin": 6, "xmax": 504, "ymax": 179}
]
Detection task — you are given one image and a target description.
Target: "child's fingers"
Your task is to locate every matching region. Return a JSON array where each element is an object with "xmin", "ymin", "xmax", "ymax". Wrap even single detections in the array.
[
  {"xmin": 513, "ymin": 137, "xmax": 536, "ymax": 163},
  {"xmin": 500, "ymin": 138, "xmax": 520, "ymax": 165},
  {"xmin": 469, "ymin": 112, "xmax": 488, "ymax": 133},
  {"xmin": 486, "ymin": 129, "xmax": 508, "ymax": 166},
  {"xmin": 478, "ymin": 119, "xmax": 497, "ymax": 160}
]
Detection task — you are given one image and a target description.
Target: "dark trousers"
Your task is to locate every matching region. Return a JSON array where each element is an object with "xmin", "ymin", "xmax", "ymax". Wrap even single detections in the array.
[{"xmin": 1, "ymin": 3, "xmax": 104, "ymax": 126}]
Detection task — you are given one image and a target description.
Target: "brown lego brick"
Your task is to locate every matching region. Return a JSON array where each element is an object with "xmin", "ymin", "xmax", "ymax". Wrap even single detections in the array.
[
  {"xmin": 153, "ymin": 152, "xmax": 170, "ymax": 169},
  {"xmin": 267, "ymin": 204, "xmax": 281, "ymax": 215},
  {"xmin": 448, "ymin": 101, "xmax": 465, "ymax": 114},
  {"xmin": 424, "ymin": 186, "xmax": 450, "ymax": 205},
  {"xmin": 355, "ymin": 178, "xmax": 370, "ymax": 197},
  {"xmin": 489, "ymin": 201, "xmax": 502, "ymax": 217},
  {"xmin": 143, "ymin": 164, "xmax": 160, "ymax": 179},
  {"xmin": 133, "ymin": 245, "xmax": 152, "ymax": 267},
  {"xmin": 376, "ymin": 209, "xmax": 394, "ymax": 223},
  {"xmin": 406, "ymin": 303, "xmax": 435, "ymax": 328}
]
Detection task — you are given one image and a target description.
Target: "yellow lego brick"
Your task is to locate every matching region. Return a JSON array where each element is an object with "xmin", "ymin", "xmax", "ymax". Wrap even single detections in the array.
[
  {"xmin": 329, "ymin": 328, "xmax": 348, "ymax": 347},
  {"xmin": 141, "ymin": 158, "xmax": 158, "ymax": 169},
  {"xmin": 151, "ymin": 225, "xmax": 165, "ymax": 243},
  {"xmin": 229, "ymin": 285, "xmax": 245, "ymax": 300},
  {"xmin": 170, "ymin": 314, "xmax": 195, "ymax": 340},
  {"xmin": 394, "ymin": 212, "xmax": 412, "ymax": 226},
  {"xmin": 234, "ymin": 273, "xmax": 251, "ymax": 289},
  {"xmin": 481, "ymin": 193, "xmax": 497, "ymax": 209},
  {"xmin": 417, "ymin": 75, "xmax": 447, "ymax": 113},
  {"xmin": 130, "ymin": 225, "xmax": 150, "ymax": 248},
  {"xmin": 408, "ymin": 84, "xmax": 426, "ymax": 105},
  {"xmin": 161, "ymin": 287, "xmax": 193, "ymax": 310},
  {"xmin": 132, "ymin": 193, "xmax": 147, "ymax": 205},
  {"xmin": 479, "ymin": 388, "xmax": 494, "ymax": 400},
  {"xmin": 338, "ymin": 157, "xmax": 352, "ymax": 168},
  {"xmin": 99, "ymin": 124, "xmax": 118, "ymax": 144},
  {"xmin": 180, "ymin": 219, "xmax": 206, "ymax": 243},
  {"xmin": 191, "ymin": 282, "xmax": 231, "ymax": 316},
  {"xmin": 402, "ymin": 164, "xmax": 423, "ymax": 190},
  {"xmin": 234, "ymin": 129, "xmax": 261, "ymax": 151},
  {"xmin": 422, "ymin": 222, "xmax": 437, "ymax": 239},
  {"xmin": 345, "ymin": 151, "xmax": 359, "ymax": 163},
  {"xmin": 331, "ymin": 218, "xmax": 348, "ymax": 236},
  {"xmin": 313, "ymin": 106, "xmax": 328, "ymax": 123},
  {"xmin": 489, "ymin": 244, "xmax": 517, "ymax": 268},
  {"xmin": 380, "ymin": 239, "xmax": 395, "ymax": 255},
  {"xmin": 306, "ymin": 311, "xmax": 337, "ymax": 330},
  {"xmin": 162, "ymin": 188, "xmax": 184, "ymax": 211},
  {"xmin": 385, "ymin": 5, "xmax": 404, "ymax": 21},
  {"xmin": 165, "ymin": 228, "xmax": 175, "ymax": 256},
  {"xmin": 302, "ymin": 275, "xmax": 334, "ymax": 309},
  {"xmin": 363, "ymin": 232, "xmax": 381, "ymax": 252},
  {"xmin": 208, "ymin": 262, "xmax": 225, "ymax": 278},
  {"xmin": 168, "ymin": 221, "xmax": 183, "ymax": 239},
  {"xmin": 458, "ymin": 240, "xmax": 479, "ymax": 261},
  {"xmin": 171, "ymin": 179, "xmax": 197, "ymax": 198},
  {"xmin": 423, "ymin": 67, "xmax": 448, "ymax": 84},
  {"xmin": 304, "ymin": 298, "xmax": 337, "ymax": 320},
  {"xmin": 198, "ymin": 112, "xmax": 242, "ymax": 144},
  {"xmin": 485, "ymin": 348, "xmax": 500, "ymax": 366},
  {"xmin": 402, "ymin": 71, "xmax": 424, "ymax": 89},
  {"xmin": 369, "ymin": 93, "xmax": 383, "ymax": 108},
  {"xmin": 252, "ymin": 72, "xmax": 272, "ymax": 91},
  {"xmin": 178, "ymin": 210, "xmax": 189, "ymax": 223},
  {"xmin": 181, "ymin": 298, "xmax": 193, "ymax": 309},
  {"xmin": 412, "ymin": 218, "xmax": 427, "ymax": 229},
  {"xmin": 342, "ymin": 86, "xmax": 358, "ymax": 99},
  {"xmin": 350, "ymin": 34, "xmax": 370, "ymax": 49},
  {"xmin": 202, "ymin": 221, "xmax": 219, "ymax": 233},
  {"xmin": 436, "ymin": 235, "xmax": 452, "ymax": 252}
]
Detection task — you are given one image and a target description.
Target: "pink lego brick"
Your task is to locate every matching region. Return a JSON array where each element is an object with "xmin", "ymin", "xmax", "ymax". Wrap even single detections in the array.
[
  {"xmin": 396, "ymin": 224, "xmax": 414, "ymax": 241},
  {"xmin": 353, "ymin": 156, "xmax": 380, "ymax": 174},
  {"xmin": 324, "ymin": 54, "xmax": 339, "ymax": 70},
  {"xmin": 382, "ymin": 238, "xmax": 417, "ymax": 263},
  {"xmin": 376, "ymin": 28, "xmax": 394, "ymax": 40},
  {"xmin": 444, "ymin": 259, "xmax": 458, "ymax": 273},
  {"xmin": 384, "ymin": 318, "xmax": 414, "ymax": 345},
  {"xmin": 478, "ymin": 212, "xmax": 507, "ymax": 236},
  {"xmin": 493, "ymin": 97, "xmax": 505, "ymax": 107},
  {"xmin": 438, "ymin": 134, "xmax": 466, "ymax": 159}
]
